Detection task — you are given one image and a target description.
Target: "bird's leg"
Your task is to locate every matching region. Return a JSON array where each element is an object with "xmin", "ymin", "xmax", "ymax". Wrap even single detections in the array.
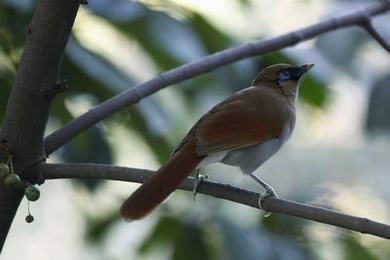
[
  {"xmin": 249, "ymin": 173, "xmax": 278, "ymax": 211},
  {"xmin": 193, "ymin": 169, "xmax": 208, "ymax": 201},
  {"xmin": 249, "ymin": 173, "xmax": 278, "ymax": 197}
]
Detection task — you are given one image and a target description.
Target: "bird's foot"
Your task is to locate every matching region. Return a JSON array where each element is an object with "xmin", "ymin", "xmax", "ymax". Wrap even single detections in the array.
[
  {"xmin": 249, "ymin": 173, "xmax": 278, "ymax": 216},
  {"xmin": 258, "ymin": 190, "xmax": 278, "ymax": 218},
  {"xmin": 261, "ymin": 184, "xmax": 278, "ymax": 198},
  {"xmin": 193, "ymin": 170, "xmax": 208, "ymax": 201},
  {"xmin": 258, "ymin": 189, "xmax": 279, "ymax": 215}
]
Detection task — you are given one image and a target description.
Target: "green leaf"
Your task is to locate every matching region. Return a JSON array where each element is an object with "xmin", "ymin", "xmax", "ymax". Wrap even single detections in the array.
[
  {"xmin": 342, "ymin": 235, "xmax": 378, "ymax": 260},
  {"xmin": 261, "ymin": 213, "xmax": 307, "ymax": 239},
  {"xmin": 85, "ymin": 210, "xmax": 119, "ymax": 244},
  {"xmin": 112, "ymin": 13, "xmax": 182, "ymax": 70},
  {"xmin": 138, "ymin": 216, "xmax": 180, "ymax": 254},
  {"xmin": 299, "ymin": 73, "xmax": 329, "ymax": 107},
  {"xmin": 139, "ymin": 216, "xmax": 212, "ymax": 260},
  {"xmin": 172, "ymin": 222, "xmax": 211, "ymax": 260},
  {"xmin": 189, "ymin": 13, "xmax": 232, "ymax": 53}
]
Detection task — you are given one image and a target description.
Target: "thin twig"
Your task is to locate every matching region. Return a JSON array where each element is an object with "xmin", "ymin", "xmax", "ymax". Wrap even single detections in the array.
[
  {"xmin": 43, "ymin": 1, "xmax": 390, "ymax": 155},
  {"xmin": 361, "ymin": 21, "xmax": 390, "ymax": 53},
  {"xmin": 40, "ymin": 163, "xmax": 390, "ymax": 240}
]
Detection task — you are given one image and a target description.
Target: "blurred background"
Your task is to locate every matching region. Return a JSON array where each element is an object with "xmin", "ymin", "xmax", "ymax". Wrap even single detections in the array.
[{"xmin": 1, "ymin": 0, "xmax": 390, "ymax": 259}]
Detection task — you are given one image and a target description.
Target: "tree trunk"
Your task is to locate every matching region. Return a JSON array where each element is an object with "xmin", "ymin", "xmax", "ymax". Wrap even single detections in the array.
[{"xmin": 0, "ymin": 0, "xmax": 80, "ymax": 252}]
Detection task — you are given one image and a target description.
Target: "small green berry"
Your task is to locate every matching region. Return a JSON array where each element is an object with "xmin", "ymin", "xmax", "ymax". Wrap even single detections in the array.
[
  {"xmin": 25, "ymin": 185, "xmax": 40, "ymax": 201},
  {"xmin": 0, "ymin": 163, "xmax": 10, "ymax": 178},
  {"xmin": 25, "ymin": 214, "xmax": 34, "ymax": 223},
  {"xmin": 4, "ymin": 174, "xmax": 21, "ymax": 188}
]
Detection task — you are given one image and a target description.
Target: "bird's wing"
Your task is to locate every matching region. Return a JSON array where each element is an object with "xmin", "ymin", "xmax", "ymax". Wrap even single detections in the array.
[{"xmin": 194, "ymin": 87, "xmax": 288, "ymax": 156}]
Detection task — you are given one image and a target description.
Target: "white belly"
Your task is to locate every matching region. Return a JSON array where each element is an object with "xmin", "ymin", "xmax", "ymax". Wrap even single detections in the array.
[{"xmin": 197, "ymin": 124, "xmax": 292, "ymax": 174}]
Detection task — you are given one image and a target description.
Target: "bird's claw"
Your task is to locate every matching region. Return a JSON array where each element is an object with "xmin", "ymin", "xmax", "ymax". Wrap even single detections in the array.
[
  {"xmin": 193, "ymin": 171, "xmax": 208, "ymax": 201},
  {"xmin": 263, "ymin": 185, "xmax": 278, "ymax": 198},
  {"xmin": 249, "ymin": 172, "xmax": 278, "ymax": 215},
  {"xmin": 258, "ymin": 190, "xmax": 278, "ymax": 217}
]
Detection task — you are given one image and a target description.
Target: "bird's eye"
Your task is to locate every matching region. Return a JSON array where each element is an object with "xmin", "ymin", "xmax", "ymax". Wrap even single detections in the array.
[{"xmin": 278, "ymin": 71, "xmax": 290, "ymax": 81}]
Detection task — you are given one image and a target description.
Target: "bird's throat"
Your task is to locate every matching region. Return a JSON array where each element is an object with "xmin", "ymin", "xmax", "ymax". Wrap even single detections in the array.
[{"xmin": 278, "ymin": 80, "xmax": 299, "ymax": 105}]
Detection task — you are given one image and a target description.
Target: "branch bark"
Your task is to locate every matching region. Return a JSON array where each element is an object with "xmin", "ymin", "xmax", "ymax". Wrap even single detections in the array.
[
  {"xmin": 43, "ymin": 1, "xmax": 390, "ymax": 155},
  {"xmin": 0, "ymin": 0, "xmax": 80, "ymax": 252},
  {"xmin": 361, "ymin": 21, "xmax": 390, "ymax": 53},
  {"xmin": 40, "ymin": 163, "xmax": 390, "ymax": 240}
]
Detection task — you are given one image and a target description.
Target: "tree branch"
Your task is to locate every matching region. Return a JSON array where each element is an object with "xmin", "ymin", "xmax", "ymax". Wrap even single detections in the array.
[
  {"xmin": 0, "ymin": 0, "xmax": 80, "ymax": 252},
  {"xmin": 361, "ymin": 20, "xmax": 390, "ymax": 53},
  {"xmin": 43, "ymin": 1, "xmax": 390, "ymax": 155},
  {"xmin": 40, "ymin": 163, "xmax": 390, "ymax": 240}
]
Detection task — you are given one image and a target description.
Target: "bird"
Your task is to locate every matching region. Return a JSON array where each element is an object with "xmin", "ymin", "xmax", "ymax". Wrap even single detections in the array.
[{"xmin": 120, "ymin": 63, "xmax": 314, "ymax": 221}]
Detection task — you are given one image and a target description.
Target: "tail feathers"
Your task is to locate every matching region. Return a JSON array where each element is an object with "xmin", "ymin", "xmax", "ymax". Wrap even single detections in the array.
[{"xmin": 120, "ymin": 138, "xmax": 202, "ymax": 220}]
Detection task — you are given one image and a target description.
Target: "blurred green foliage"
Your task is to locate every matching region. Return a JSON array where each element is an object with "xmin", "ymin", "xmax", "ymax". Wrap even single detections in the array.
[
  {"xmin": 1, "ymin": 0, "xmax": 388, "ymax": 259},
  {"xmin": 85, "ymin": 209, "xmax": 119, "ymax": 244},
  {"xmin": 139, "ymin": 216, "xmax": 212, "ymax": 260},
  {"xmin": 366, "ymin": 75, "xmax": 390, "ymax": 134},
  {"xmin": 342, "ymin": 235, "xmax": 377, "ymax": 260}
]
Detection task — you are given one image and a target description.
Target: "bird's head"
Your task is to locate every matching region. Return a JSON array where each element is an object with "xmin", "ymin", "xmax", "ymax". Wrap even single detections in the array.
[{"xmin": 252, "ymin": 63, "xmax": 314, "ymax": 98}]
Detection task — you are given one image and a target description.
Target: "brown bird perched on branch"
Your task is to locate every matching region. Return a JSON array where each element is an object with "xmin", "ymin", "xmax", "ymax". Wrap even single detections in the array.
[{"xmin": 120, "ymin": 63, "xmax": 314, "ymax": 220}]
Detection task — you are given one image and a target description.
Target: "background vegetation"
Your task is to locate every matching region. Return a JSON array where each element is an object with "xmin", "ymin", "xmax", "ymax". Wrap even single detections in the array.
[{"xmin": 0, "ymin": 0, "xmax": 389, "ymax": 259}]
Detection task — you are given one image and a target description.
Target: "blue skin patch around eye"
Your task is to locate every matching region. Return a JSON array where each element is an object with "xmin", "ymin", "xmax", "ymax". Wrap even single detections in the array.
[{"xmin": 278, "ymin": 71, "xmax": 290, "ymax": 81}]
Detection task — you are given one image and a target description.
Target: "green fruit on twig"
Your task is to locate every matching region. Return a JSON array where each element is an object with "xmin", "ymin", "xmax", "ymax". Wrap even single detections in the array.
[
  {"xmin": 25, "ymin": 185, "xmax": 40, "ymax": 201},
  {"xmin": 4, "ymin": 174, "xmax": 21, "ymax": 188},
  {"xmin": 0, "ymin": 163, "xmax": 10, "ymax": 178}
]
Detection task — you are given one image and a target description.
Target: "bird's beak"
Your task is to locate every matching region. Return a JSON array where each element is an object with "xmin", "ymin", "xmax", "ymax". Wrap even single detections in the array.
[{"xmin": 297, "ymin": 64, "xmax": 314, "ymax": 77}]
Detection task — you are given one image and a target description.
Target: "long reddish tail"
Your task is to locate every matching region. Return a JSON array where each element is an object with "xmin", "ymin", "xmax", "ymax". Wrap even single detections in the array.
[{"xmin": 120, "ymin": 138, "xmax": 202, "ymax": 220}]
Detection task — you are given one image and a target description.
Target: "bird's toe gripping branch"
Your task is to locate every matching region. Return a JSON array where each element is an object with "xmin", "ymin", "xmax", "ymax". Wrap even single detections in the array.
[
  {"xmin": 193, "ymin": 170, "xmax": 208, "ymax": 200},
  {"xmin": 249, "ymin": 172, "xmax": 279, "ymax": 215}
]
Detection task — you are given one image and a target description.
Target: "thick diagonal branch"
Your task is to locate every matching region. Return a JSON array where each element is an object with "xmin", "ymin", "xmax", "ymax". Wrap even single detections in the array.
[
  {"xmin": 40, "ymin": 163, "xmax": 390, "ymax": 240},
  {"xmin": 43, "ymin": 1, "xmax": 390, "ymax": 155}
]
